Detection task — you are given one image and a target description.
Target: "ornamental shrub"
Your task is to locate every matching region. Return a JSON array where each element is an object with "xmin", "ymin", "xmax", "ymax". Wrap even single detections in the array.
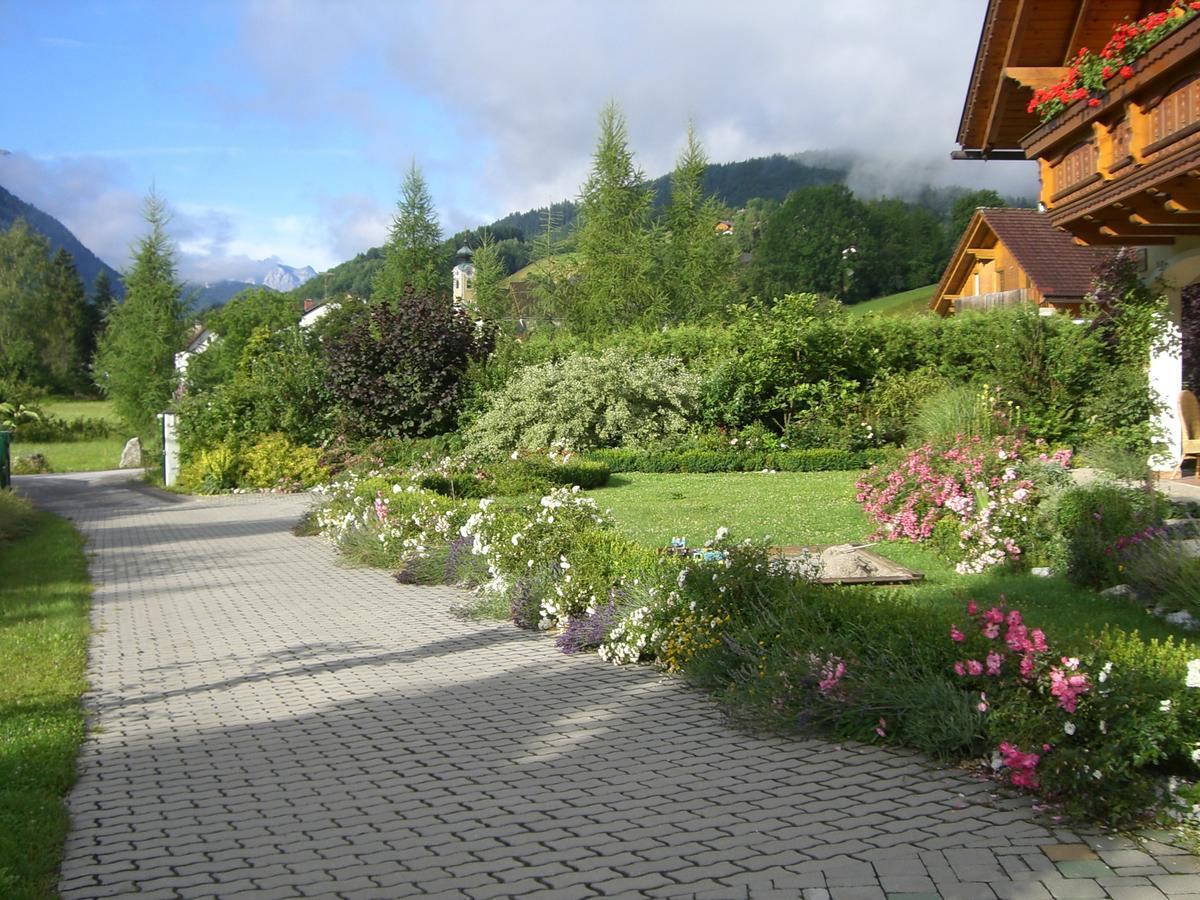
[
  {"xmin": 1047, "ymin": 481, "xmax": 1169, "ymax": 587},
  {"xmin": 176, "ymin": 327, "xmax": 335, "ymax": 461},
  {"xmin": 177, "ymin": 443, "xmax": 240, "ymax": 494},
  {"xmin": 589, "ymin": 446, "xmax": 889, "ymax": 474},
  {"xmin": 466, "ymin": 349, "xmax": 701, "ymax": 456},
  {"xmin": 241, "ymin": 434, "xmax": 327, "ymax": 490},
  {"xmin": 11, "ymin": 413, "xmax": 113, "ymax": 442},
  {"xmin": 949, "ymin": 601, "xmax": 1200, "ymax": 824},
  {"xmin": 856, "ymin": 434, "xmax": 1072, "ymax": 572},
  {"xmin": 325, "ymin": 295, "xmax": 495, "ymax": 440}
]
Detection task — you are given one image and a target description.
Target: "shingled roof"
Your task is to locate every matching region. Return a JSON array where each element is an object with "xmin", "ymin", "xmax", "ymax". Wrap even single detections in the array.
[{"xmin": 978, "ymin": 208, "xmax": 1108, "ymax": 301}]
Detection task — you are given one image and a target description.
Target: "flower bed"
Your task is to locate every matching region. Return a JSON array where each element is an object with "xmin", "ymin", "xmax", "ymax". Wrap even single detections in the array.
[{"xmin": 311, "ymin": 461, "xmax": 1200, "ymax": 826}]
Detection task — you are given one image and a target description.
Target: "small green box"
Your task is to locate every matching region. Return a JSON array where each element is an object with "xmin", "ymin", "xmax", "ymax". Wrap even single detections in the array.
[{"xmin": 0, "ymin": 429, "xmax": 10, "ymax": 489}]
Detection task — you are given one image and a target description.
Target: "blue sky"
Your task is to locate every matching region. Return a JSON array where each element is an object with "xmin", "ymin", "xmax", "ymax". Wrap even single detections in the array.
[{"xmin": 0, "ymin": 0, "xmax": 1037, "ymax": 282}]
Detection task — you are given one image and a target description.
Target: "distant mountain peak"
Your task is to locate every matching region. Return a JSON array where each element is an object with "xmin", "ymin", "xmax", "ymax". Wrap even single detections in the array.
[{"xmin": 261, "ymin": 263, "xmax": 316, "ymax": 292}]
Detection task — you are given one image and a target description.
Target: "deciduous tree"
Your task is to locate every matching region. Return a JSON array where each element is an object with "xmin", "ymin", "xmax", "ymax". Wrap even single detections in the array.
[{"xmin": 753, "ymin": 184, "xmax": 869, "ymax": 301}]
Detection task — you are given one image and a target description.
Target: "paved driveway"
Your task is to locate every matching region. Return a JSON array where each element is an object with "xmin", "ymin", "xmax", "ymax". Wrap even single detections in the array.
[{"xmin": 15, "ymin": 471, "xmax": 1199, "ymax": 899}]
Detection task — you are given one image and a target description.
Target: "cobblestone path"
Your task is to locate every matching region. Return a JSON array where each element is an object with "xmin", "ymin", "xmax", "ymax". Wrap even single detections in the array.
[{"xmin": 17, "ymin": 471, "xmax": 1200, "ymax": 899}]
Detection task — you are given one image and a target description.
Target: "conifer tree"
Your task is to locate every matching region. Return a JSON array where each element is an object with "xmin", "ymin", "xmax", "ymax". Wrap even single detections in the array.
[
  {"xmin": 81, "ymin": 269, "xmax": 116, "ymax": 368},
  {"xmin": 0, "ymin": 220, "xmax": 51, "ymax": 386},
  {"xmin": 574, "ymin": 102, "xmax": 660, "ymax": 333},
  {"xmin": 661, "ymin": 122, "xmax": 738, "ymax": 320},
  {"xmin": 373, "ymin": 161, "xmax": 444, "ymax": 301},
  {"xmin": 471, "ymin": 235, "xmax": 509, "ymax": 324},
  {"xmin": 94, "ymin": 192, "xmax": 186, "ymax": 435},
  {"xmin": 41, "ymin": 248, "xmax": 88, "ymax": 390}
]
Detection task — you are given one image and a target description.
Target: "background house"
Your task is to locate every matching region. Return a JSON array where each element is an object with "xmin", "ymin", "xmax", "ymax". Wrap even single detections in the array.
[{"xmin": 931, "ymin": 208, "xmax": 1108, "ymax": 316}]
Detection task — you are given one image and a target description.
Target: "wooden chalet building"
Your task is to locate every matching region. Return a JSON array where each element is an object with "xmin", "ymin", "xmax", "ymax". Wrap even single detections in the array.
[
  {"xmin": 955, "ymin": 0, "xmax": 1200, "ymax": 473},
  {"xmin": 931, "ymin": 207, "xmax": 1107, "ymax": 316}
]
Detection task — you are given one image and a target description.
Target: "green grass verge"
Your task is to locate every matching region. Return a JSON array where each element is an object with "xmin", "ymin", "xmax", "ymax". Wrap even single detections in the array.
[
  {"xmin": 845, "ymin": 283, "xmax": 936, "ymax": 318},
  {"xmin": 0, "ymin": 504, "xmax": 90, "ymax": 898},
  {"xmin": 591, "ymin": 471, "xmax": 1198, "ymax": 649}
]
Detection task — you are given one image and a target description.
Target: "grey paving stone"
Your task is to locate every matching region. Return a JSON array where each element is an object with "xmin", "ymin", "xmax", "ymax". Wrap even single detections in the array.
[{"xmin": 23, "ymin": 471, "xmax": 1196, "ymax": 900}]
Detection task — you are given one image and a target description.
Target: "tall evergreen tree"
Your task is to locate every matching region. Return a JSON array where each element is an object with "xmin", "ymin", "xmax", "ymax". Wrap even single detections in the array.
[
  {"xmin": 665, "ymin": 122, "xmax": 707, "ymax": 237},
  {"xmin": 948, "ymin": 189, "xmax": 1005, "ymax": 242},
  {"xmin": 373, "ymin": 161, "xmax": 444, "ymax": 301},
  {"xmin": 0, "ymin": 220, "xmax": 52, "ymax": 386},
  {"xmin": 94, "ymin": 192, "xmax": 186, "ymax": 435},
  {"xmin": 661, "ymin": 122, "xmax": 738, "ymax": 320},
  {"xmin": 41, "ymin": 248, "xmax": 88, "ymax": 390},
  {"xmin": 574, "ymin": 102, "xmax": 660, "ymax": 332},
  {"xmin": 81, "ymin": 269, "xmax": 116, "ymax": 369},
  {"xmin": 470, "ymin": 235, "xmax": 509, "ymax": 324}
]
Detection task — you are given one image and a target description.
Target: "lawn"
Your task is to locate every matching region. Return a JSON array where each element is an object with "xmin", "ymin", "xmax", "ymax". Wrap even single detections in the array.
[
  {"xmin": 11, "ymin": 438, "xmax": 133, "ymax": 474},
  {"xmin": 845, "ymin": 283, "xmax": 936, "ymax": 317},
  {"xmin": 591, "ymin": 471, "xmax": 1197, "ymax": 647},
  {"xmin": 0, "ymin": 496, "xmax": 90, "ymax": 898},
  {"xmin": 11, "ymin": 398, "xmax": 134, "ymax": 474}
]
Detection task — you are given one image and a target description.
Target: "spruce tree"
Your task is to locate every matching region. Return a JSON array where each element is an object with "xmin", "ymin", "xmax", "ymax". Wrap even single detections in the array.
[
  {"xmin": 373, "ymin": 161, "xmax": 444, "ymax": 302},
  {"xmin": 574, "ymin": 102, "xmax": 660, "ymax": 333},
  {"xmin": 0, "ymin": 220, "xmax": 52, "ymax": 386},
  {"xmin": 94, "ymin": 192, "xmax": 186, "ymax": 435},
  {"xmin": 81, "ymin": 269, "xmax": 116, "ymax": 369},
  {"xmin": 41, "ymin": 248, "xmax": 88, "ymax": 390}
]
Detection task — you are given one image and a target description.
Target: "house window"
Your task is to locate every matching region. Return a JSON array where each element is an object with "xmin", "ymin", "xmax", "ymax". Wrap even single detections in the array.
[{"xmin": 997, "ymin": 269, "xmax": 1006, "ymax": 291}]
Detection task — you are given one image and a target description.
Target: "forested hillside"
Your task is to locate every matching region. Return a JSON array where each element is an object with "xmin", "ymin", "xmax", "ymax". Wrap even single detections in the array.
[
  {"xmin": 0, "ymin": 185, "xmax": 123, "ymax": 298},
  {"xmin": 293, "ymin": 150, "xmax": 1027, "ymax": 306}
]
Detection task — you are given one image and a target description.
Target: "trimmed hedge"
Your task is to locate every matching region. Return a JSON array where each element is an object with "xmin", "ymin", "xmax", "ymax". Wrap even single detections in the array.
[
  {"xmin": 420, "ymin": 457, "xmax": 611, "ymax": 499},
  {"xmin": 588, "ymin": 447, "xmax": 892, "ymax": 474}
]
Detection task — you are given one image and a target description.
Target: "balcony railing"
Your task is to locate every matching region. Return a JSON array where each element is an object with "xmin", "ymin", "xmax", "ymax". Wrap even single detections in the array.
[
  {"xmin": 1021, "ymin": 15, "xmax": 1200, "ymax": 225},
  {"xmin": 955, "ymin": 289, "xmax": 1032, "ymax": 313}
]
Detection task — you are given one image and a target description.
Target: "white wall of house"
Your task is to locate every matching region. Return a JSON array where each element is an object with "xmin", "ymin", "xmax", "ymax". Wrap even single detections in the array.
[
  {"xmin": 1146, "ymin": 239, "xmax": 1200, "ymax": 473},
  {"xmin": 300, "ymin": 302, "xmax": 338, "ymax": 330}
]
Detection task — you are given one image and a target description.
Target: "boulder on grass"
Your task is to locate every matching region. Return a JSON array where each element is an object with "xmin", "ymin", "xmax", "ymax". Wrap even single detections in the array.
[{"xmin": 119, "ymin": 437, "xmax": 142, "ymax": 469}]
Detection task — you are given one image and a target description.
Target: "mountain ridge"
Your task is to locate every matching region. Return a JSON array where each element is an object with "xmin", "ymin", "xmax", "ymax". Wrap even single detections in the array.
[{"xmin": 0, "ymin": 184, "xmax": 124, "ymax": 297}]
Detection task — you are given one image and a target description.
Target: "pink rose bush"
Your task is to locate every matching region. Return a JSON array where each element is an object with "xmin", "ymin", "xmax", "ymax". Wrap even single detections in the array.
[
  {"xmin": 856, "ymin": 434, "xmax": 1071, "ymax": 573},
  {"xmin": 948, "ymin": 599, "xmax": 1200, "ymax": 822}
]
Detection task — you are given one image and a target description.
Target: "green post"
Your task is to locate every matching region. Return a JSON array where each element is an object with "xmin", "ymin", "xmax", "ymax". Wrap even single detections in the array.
[{"xmin": 0, "ymin": 429, "xmax": 10, "ymax": 489}]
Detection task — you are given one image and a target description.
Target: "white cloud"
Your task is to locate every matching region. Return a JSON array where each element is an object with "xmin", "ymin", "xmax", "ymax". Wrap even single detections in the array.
[
  {"xmin": 237, "ymin": 0, "xmax": 1037, "ymax": 216},
  {"xmin": 0, "ymin": 152, "xmax": 333, "ymax": 284}
]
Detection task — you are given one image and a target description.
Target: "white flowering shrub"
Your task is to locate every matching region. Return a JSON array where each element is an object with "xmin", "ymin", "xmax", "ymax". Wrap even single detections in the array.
[
  {"xmin": 313, "ymin": 468, "xmax": 471, "ymax": 567},
  {"xmin": 466, "ymin": 348, "xmax": 702, "ymax": 457},
  {"xmin": 461, "ymin": 486, "xmax": 623, "ymax": 628}
]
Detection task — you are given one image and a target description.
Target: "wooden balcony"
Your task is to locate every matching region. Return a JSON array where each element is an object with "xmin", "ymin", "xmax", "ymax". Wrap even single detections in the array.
[
  {"xmin": 951, "ymin": 288, "xmax": 1034, "ymax": 313},
  {"xmin": 1019, "ymin": 14, "xmax": 1200, "ymax": 245}
]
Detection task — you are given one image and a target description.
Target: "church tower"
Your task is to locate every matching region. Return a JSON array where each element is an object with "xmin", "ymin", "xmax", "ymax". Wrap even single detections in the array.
[{"xmin": 452, "ymin": 245, "xmax": 475, "ymax": 307}]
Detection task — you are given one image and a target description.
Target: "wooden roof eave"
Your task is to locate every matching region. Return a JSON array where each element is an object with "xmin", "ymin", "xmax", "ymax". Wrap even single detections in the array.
[
  {"xmin": 932, "ymin": 212, "xmax": 997, "ymax": 314},
  {"xmin": 956, "ymin": 0, "xmax": 1159, "ymax": 153}
]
